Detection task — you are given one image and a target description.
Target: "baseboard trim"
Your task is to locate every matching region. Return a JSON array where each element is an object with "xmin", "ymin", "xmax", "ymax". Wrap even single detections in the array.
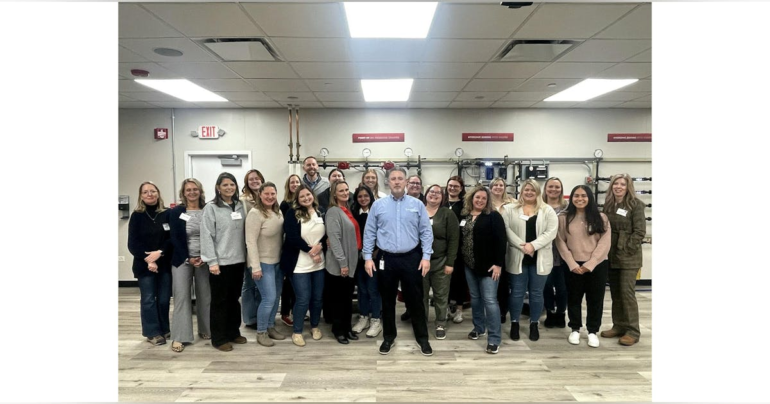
[
  {"xmin": 636, "ymin": 279, "xmax": 651, "ymax": 286},
  {"xmin": 119, "ymin": 281, "xmax": 138, "ymax": 287}
]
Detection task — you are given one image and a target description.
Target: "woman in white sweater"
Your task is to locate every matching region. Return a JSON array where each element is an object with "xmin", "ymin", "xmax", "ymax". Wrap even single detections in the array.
[
  {"xmin": 501, "ymin": 179, "xmax": 558, "ymax": 342},
  {"xmin": 245, "ymin": 182, "xmax": 285, "ymax": 347}
]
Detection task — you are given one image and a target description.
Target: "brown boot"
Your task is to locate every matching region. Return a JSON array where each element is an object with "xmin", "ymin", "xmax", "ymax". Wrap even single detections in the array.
[
  {"xmin": 600, "ymin": 328, "xmax": 625, "ymax": 338},
  {"xmin": 618, "ymin": 335, "xmax": 639, "ymax": 346}
]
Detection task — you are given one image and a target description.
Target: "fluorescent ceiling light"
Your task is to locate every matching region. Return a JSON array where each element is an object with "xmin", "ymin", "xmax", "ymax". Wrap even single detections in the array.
[
  {"xmin": 344, "ymin": 2, "xmax": 438, "ymax": 38},
  {"xmin": 545, "ymin": 79, "xmax": 638, "ymax": 102},
  {"xmin": 361, "ymin": 79, "xmax": 413, "ymax": 102},
  {"xmin": 135, "ymin": 79, "xmax": 227, "ymax": 102}
]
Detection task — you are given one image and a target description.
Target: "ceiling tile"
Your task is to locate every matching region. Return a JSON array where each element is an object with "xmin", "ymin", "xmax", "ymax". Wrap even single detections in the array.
[
  {"xmin": 560, "ymin": 40, "xmax": 651, "ymax": 63},
  {"xmin": 264, "ymin": 92, "xmax": 319, "ymax": 102},
  {"xmin": 532, "ymin": 62, "xmax": 616, "ymax": 79},
  {"xmin": 119, "ymin": 4, "xmax": 183, "ymax": 39},
  {"xmin": 365, "ymin": 102, "xmax": 409, "ymax": 109},
  {"xmin": 215, "ymin": 92, "xmax": 272, "ymax": 102},
  {"xmin": 349, "ymin": 39, "xmax": 427, "ymax": 62},
  {"xmin": 291, "ymin": 62, "xmax": 357, "ymax": 79},
  {"xmin": 409, "ymin": 92, "xmax": 459, "ymax": 102},
  {"xmin": 625, "ymin": 49, "xmax": 651, "ymax": 63},
  {"xmin": 407, "ymin": 102, "xmax": 451, "ymax": 108},
  {"xmin": 119, "ymin": 38, "xmax": 217, "ymax": 63},
  {"xmin": 412, "ymin": 79, "xmax": 469, "ymax": 92},
  {"xmin": 595, "ymin": 4, "xmax": 651, "ymax": 39},
  {"xmin": 159, "ymin": 62, "xmax": 239, "ymax": 79},
  {"xmin": 417, "ymin": 63, "xmax": 485, "ymax": 79},
  {"xmin": 271, "ymin": 38, "xmax": 351, "ymax": 62},
  {"xmin": 515, "ymin": 79, "xmax": 581, "ymax": 92},
  {"xmin": 191, "ymin": 79, "xmax": 255, "ymax": 92},
  {"xmin": 119, "ymin": 46, "xmax": 148, "ymax": 63},
  {"xmin": 321, "ymin": 102, "xmax": 368, "ymax": 108},
  {"xmin": 305, "ymin": 79, "xmax": 361, "ymax": 92},
  {"xmin": 574, "ymin": 101, "xmax": 624, "ymax": 108},
  {"xmin": 596, "ymin": 63, "xmax": 651, "ymax": 79},
  {"xmin": 631, "ymin": 94, "xmax": 651, "ymax": 102},
  {"xmin": 616, "ymin": 101, "xmax": 651, "ymax": 108},
  {"xmin": 515, "ymin": 3, "xmax": 635, "ymax": 39},
  {"xmin": 448, "ymin": 102, "xmax": 494, "ymax": 108},
  {"xmin": 465, "ymin": 79, "xmax": 526, "ymax": 92},
  {"xmin": 120, "ymin": 79, "xmax": 154, "ymax": 92},
  {"xmin": 119, "ymin": 94, "xmax": 137, "ymax": 102},
  {"xmin": 120, "ymin": 101, "xmax": 159, "ymax": 109},
  {"xmin": 491, "ymin": 101, "xmax": 538, "ymax": 108},
  {"xmin": 430, "ymin": 4, "xmax": 534, "ymax": 39},
  {"xmin": 225, "ymin": 62, "xmax": 298, "ymax": 79},
  {"xmin": 127, "ymin": 91, "xmax": 184, "ymax": 102},
  {"xmin": 192, "ymin": 101, "xmax": 242, "ymax": 108},
  {"xmin": 144, "ymin": 3, "xmax": 264, "ymax": 37},
  {"xmin": 499, "ymin": 92, "xmax": 555, "ymax": 102},
  {"xmin": 275, "ymin": 101, "xmax": 324, "ymax": 108},
  {"xmin": 531, "ymin": 101, "xmax": 578, "ymax": 108},
  {"xmin": 314, "ymin": 92, "xmax": 365, "ymax": 102},
  {"xmin": 476, "ymin": 62, "xmax": 550, "ymax": 79},
  {"xmin": 357, "ymin": 62, "xmax": 419, "ymax": 79},
  {"xmin": 243, "ymin": 3, "xmax": 349, "ymax": 38},
  {"xmin": 148, "ymin": 101, "xmax": 199, "ymax": 109},
  {"xmin": 423, "ymin": 39, "xmax": 506, "ymax": 62},
  {"xmin": 247, "ymin": 79, "xmax": 310, "ymax": 92},
  {"xmin": 455, "ymin": 92, "xmax": 507, "ymax": 102},
  {"xmin": 119, "ymin": 62, "xmax": 180, "ymax": 79},
  {"xmin": 234, "ymin": 101, "xmax": 283, "ymax": 108}
]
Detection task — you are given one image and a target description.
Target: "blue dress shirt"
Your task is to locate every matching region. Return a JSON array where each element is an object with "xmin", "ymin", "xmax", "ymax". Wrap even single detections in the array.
[{"xmin": 363, "ymin": 193, "xmax": 434, "ymax": 261}]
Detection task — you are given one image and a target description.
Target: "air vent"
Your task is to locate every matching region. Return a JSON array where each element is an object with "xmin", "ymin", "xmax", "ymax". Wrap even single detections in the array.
[
  {"xmin": 496, "ymin": 40, "xmax": 581, "ymax": 62},
  {"xmin": 202, "ymin": 38, "xmax": 281, "ymax": 62}
]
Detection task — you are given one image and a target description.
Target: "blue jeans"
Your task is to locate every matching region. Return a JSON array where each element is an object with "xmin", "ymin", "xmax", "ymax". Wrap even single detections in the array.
[
  {"xmin": 509, "ymin": 263, "xmax": 548, "ymax": 323},
  {"xmin": 356, "ymin": 258, "xmax": 381, "ymax": 319},
  {"xmin": 255, "ymin": 263, "xmax": 283, "ymax": 332},
  {"xmin": 241, "ymin": 266, "xmax": 262, "ymax": 325},
  {"xmin": 292, "ymin": 270, "xmax": 325, "ymax": 334},
  {"xmin": 465, "ymin": 267, "xmax": 501, "ymax": 345},
  {"xmin": 137, "ymin": 270, "xmax": 172, "ymax": 338}
]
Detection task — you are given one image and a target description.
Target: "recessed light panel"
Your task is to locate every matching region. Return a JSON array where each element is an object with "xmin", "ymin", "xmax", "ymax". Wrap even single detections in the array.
[
  {"xmin": 344, "ymin": 2, "xmax": 438, "ymax": 38},
  {"xmin": 135, "ymin": 79, "xmax": 228, "ymax": 102},
  {"xmin": 545, "ymin": 79, "xmax": 638, "ymax": 102},
  {"xmin": 361, "ymin": 79, "xmax": 413, "ymax": 102}
]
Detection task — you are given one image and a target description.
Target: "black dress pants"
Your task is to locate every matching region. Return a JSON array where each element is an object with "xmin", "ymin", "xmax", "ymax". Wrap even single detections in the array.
[
  {"xmin": 566, "ymin": 260, "xmax": 609, "ymax": 334},
  {"xmin": 209, "ymin": 263, "xmax": 244, "ymax": 347},
  {"xmin": 327, "ymin": 273, "xmax": 355, "ymax": 336},
  {"xmin": 377, "ymin": 247, "xmax": 429, "ymax": 345}
]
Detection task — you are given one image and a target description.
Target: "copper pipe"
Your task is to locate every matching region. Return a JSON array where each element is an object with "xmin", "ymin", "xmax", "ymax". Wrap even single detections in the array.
[{"xmin": 288, "ymin": 107, "xmax": 293, "ymax": 162}]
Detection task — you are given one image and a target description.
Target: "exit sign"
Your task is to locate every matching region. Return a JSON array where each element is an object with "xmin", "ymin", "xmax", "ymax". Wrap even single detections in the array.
[{"xmin": 199, "ymin": 125, "xmax": 219, "ymax": 139}]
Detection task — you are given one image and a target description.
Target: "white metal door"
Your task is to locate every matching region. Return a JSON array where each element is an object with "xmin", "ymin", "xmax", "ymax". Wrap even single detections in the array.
[{"xmin": 185, "ymin": 151, "xmax": 252, "ymax": 204}]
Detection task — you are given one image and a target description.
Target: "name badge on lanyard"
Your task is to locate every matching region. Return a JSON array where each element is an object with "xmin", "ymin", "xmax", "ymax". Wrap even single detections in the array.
[
  {"xmin": 459, "ymin": 219, "xmax": 467, "ymax": 227},
  {"xmin": 162, "ymin": 223, "xmax": 170, "ymax": 231},
  {"xmin": 231, "ymin": 212, "xmax": 242, "ymax": 220},
  {"xmin": 616, "ymin": 208, "xmax": 628, "ymax": 217},
  {"xmin": 180, "ymin": 213, "xmax": 191, "ymax": 222}
]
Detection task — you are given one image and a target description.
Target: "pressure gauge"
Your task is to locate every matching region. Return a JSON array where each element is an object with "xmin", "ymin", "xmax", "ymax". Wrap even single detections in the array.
[
  {"xmin": 404, "ymin": 147, "xmax": 413, "ymax": 157},
  {"xmin": 455, "ymin": 148, "xmax": 464, "ymax": 157},
  {"xmin": 319, "ymin": 147, "xmax": 329, "ymax": 157},
  {"xmin": 594, "ymin": 149, "xmax": 604, "ymax": 158},
  {"xmin": 362, "ymin": 148, "xmax": 371, "ymax": 158}
]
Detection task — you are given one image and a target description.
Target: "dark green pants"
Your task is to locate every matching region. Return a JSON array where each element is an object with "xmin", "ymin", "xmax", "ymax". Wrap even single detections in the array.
[
  {"xmin": 423, "ymin": 257, "xmax": 451, "ymax": 328},
  {"xmin": 608, "ymin": 268, "xmax": 641, "ymax": 339}
]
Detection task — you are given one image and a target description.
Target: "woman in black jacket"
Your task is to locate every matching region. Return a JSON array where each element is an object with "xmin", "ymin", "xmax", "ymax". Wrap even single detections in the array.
[
  {"xmin": 168, "ymin": 178, "xmax": 211, "ymax": 352},
  {"xmin": 127, "ymin": 181, "xmax": 173, "ymax": 346},
  {"xmin": 459, "ymin": 185, "xmax": 506, "ymax": 354}
]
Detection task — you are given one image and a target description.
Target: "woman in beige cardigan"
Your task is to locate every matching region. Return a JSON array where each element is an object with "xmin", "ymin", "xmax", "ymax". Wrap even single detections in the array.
[{"xmin": 501, "ymin": 179, "xmax": 558, "ymax": 342}]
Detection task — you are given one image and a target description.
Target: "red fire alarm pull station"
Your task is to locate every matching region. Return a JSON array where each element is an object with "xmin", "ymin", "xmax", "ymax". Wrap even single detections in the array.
[{"xmin": 154, "ymin": 128, "xmax": 168, "ymax": 140}]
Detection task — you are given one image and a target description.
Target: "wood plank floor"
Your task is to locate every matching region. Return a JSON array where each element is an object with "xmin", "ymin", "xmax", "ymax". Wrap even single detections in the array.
[{"xmin": 118, "ymin": 287, "xmax": 652, "ymax": 402}]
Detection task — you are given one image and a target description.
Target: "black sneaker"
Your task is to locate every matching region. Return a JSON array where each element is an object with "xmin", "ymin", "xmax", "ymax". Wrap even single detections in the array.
[
  {"xmin": 379, "ymin": 340, "xmax": 395, "ymax": 355},
  {"xmin": 419, "ymin": 342, "xmax": 433, "ymax": 356},
  {"xmin": 486, "ymin": 344, "xmax": 499, "ymax": 354},
  {"xmin": 435, "ymin": 326, "xmax": 447, "ymax": 340},
  {"xmin": 468, "ymin": 330, "xmax": 486, "ymax": 340}
]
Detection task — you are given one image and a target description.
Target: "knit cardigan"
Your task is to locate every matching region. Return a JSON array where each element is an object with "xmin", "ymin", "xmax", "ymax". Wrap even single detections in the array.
[{"xmin": 501, "ymin": 203, "xmax": 559, "ymax": 275}]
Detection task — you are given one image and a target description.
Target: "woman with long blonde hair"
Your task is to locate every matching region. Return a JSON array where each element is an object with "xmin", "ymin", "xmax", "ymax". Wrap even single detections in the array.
[{"xmin": 362, "ymin": 168, "xmax": 387, "ymax": 199}]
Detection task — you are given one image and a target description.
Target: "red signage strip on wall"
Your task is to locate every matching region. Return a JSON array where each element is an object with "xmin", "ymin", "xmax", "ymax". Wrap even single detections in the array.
[
  {"xmin": 608, "ymin": 133, "xmax": 651, "ymax": 142},
  {"xmin": 462, "ymin": 133, "xmax": 514, "ymax": 142},
  {"xmin": 352, "ymin": 133, "xmax": 405, "ymax": 143}
]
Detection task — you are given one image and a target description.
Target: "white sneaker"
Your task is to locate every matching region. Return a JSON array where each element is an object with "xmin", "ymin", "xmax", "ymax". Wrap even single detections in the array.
[
  {"xmin": 366, "ymin": 318, "xmax": 382, "ymax": 337},
  {"xmin": 587, "ymin": 333, "xmax": 600, "ymax": 348},
  {"xmin": 452, "ymin": 307, "xmax": 464, "ymax": 324},
  {"xmin": 352, "ymin": 315, "xmax": 370, "ymax": 334},
  {"xmin": 568, "ymin": 331, "xmax": 580, "ymax": 345}
]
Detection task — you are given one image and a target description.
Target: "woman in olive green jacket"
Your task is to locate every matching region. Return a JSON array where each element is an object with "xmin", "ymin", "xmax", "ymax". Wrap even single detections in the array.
[{"xmin": 601, "ymin": 174, "xmax": 647, "ymax": 346}]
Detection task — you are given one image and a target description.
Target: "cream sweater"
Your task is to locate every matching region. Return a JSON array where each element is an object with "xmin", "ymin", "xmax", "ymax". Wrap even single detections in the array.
[
  {"xmin": 245, "ymin": 208, "xmax": 284, "ymax": 271},
  {"xmin": 555, "ymin": 213, "xmax": 611, "ymax": 271}
]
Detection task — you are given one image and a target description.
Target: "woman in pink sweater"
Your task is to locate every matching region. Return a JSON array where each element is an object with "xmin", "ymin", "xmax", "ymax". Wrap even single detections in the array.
[{"xmin": 555, "ymin": 185, "xmax": 611, "ymax": 348}]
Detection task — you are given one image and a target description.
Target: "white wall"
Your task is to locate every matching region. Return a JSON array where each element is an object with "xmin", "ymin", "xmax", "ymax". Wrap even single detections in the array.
[{"xmin": 119, "ymin": 107, "xmax": 652, "ymax": 280}]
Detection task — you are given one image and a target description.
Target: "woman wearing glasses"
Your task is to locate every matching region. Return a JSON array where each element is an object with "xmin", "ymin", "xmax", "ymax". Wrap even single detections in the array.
[
  {"xmin": 444, "ymin": 176, "xmax": 468, "ymax": 324},
  {"xmin": 241, "ymin": 169, "xmax": 265, "ymax": 330}
]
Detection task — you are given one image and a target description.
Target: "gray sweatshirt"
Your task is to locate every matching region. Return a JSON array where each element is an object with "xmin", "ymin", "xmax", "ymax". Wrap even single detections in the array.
[{"xmin": 201, "ymin": 200, "xmax": 246, "ymax": 267}]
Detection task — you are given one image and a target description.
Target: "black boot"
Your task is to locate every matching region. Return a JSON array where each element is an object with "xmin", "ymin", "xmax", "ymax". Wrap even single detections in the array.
[
  {"xmin": 530, "ymin": 322, "xmax": 540, "ymax": 341},
  {"xmin": 544, "ymin": 311, "xmax": 555, "ymax": 328},
  {"xmin": 554, "ymin": 312, "xmax": 566, "ymax": 328},
  {"xmin": 510, "ymin": 322, "xmax": 520, "ymax": 341}
]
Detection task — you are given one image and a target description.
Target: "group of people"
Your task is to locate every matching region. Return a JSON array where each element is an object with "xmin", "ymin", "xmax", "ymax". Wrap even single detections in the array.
[{"xmin": 128, "ymin": 155, "xmax": 646, "ymax": 355}]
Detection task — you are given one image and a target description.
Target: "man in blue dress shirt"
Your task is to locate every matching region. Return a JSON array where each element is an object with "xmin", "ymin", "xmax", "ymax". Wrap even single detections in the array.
[{"xmin": 363, "ymin": 167, "xmax": 434, "ymax": 356}]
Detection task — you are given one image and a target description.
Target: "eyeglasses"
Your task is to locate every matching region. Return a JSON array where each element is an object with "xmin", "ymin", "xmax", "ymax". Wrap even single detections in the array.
[
  {"xmin": 408, "ymin": 182, "xmax": 421, "ymax": 186},
  {"xmin": 427, "ymin": 190, "xmax": 442, "ymax": 195},
  {"xmin": 447, "ymin": 184, "xmax": 461, "ymax": 189}
]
